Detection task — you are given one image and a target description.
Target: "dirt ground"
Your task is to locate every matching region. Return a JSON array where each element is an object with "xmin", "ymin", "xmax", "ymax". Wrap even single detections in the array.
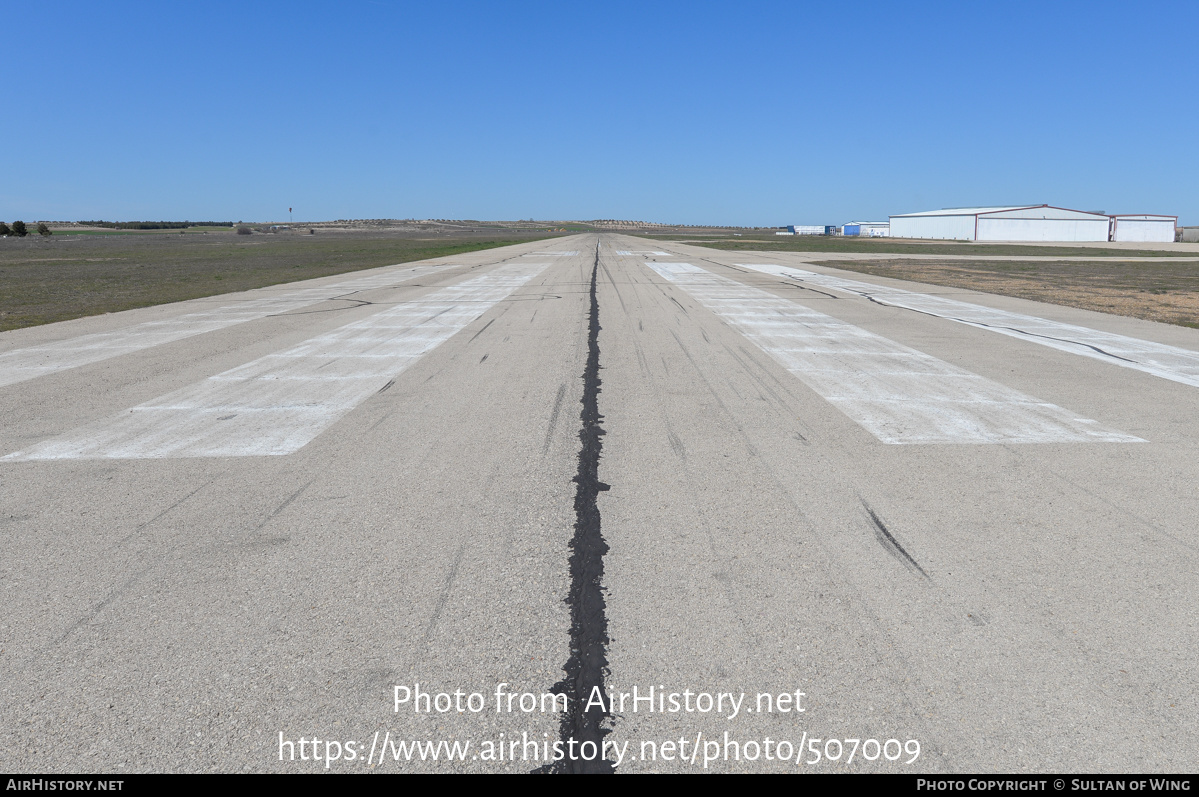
[
  {"xmin": 813, "ymin": 258, "xmax": 1199, "ymax": 329},
  {"xmin": 0, "ymin": 228, "xmax": 560, "ymax": 332}
]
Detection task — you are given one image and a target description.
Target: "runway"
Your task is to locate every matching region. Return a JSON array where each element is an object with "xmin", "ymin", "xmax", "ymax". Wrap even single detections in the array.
[{"xmin": 2, "ymin": 234, "xmax": 1198, "ymax": 772}]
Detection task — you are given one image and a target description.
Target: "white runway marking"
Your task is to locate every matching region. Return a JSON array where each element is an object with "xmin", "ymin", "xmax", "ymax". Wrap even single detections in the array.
[
  {"xmin": 3, "ymin": 263, "xmax": 547, "ymax": 460},
  {"xmin": 526, "ymin": 251, "xmax": 578, "ymax": 256},
  {"xmin": 0, "ymin": 264, "xmax": 447, "ymax": 388},
  {"xmin": 616, "ymin": 251, "xmax": 671, "ymax": 256},
  {"xmin": 736, "ymin": 263, "xmax": 1199, "ymax": 389},
  {"xmin": 647, "ymin": 262, "xmax": 1140, "ymax": 445}
]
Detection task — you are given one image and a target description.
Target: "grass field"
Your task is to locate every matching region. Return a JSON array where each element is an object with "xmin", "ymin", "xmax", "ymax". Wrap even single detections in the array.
[
  {"xmin": 813, "ymin": 258, "xmax": 1199, "ymax": 329},
  {"xmin": 0, "ymin": 229, "xmax": 560, "ymax": 332},
  {"xmin": 674, "ymin": 234, "xmax": 1193, "ymax": 258}
]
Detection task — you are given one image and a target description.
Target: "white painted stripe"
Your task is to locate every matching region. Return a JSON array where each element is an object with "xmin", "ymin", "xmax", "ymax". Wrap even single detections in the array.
[
  {"xmin": 616, "ymin": 251, "xmax": 671, "ymax": 256},
  {"xmin": 3, "ymin": 263, "xmax": 546, "ymax": 460},
  {"xmin": 527, "ymin": 250, "xmax": 578, "ymax": 256},
  {"xmin": 0, "ymin": 264, "xmax": 448, "ymax": 388},
  {"xmin": 736, "ymin": 263, "xmax": 1199, "ymax": 389},
  {"xmin": 647, "ymin": 262, "xmax": 1140, "ymax": 445}
]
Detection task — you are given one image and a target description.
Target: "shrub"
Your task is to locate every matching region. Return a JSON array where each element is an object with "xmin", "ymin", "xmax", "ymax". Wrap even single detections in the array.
[
  {"xmin": 12, "ymin": 220, "xmax": 28, "ymax": 237},
  {"xmin": 236, "ymin": 225, "xmax": 252, "ymax": 235},
  {"xmin": 0, "ymin": 222, "xmax": 10, "ymax": 236},
  {"xmin": 37, "ymin": 222, "xmax": 51, "ymax": 236}
]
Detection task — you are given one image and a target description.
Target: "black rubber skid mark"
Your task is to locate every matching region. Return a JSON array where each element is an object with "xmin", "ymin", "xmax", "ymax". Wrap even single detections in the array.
[
  {"xmin": 537, "ymin": 245, "xmax": 615, "ymax": 774},
  {"xmin": 863, "ymin": 501, "xmax": 929, "ymax": 580}
]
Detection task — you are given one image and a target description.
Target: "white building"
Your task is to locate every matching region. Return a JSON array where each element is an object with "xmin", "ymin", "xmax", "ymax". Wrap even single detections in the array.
[
  {"xmin": 789, "ymin": 225, "xmax": 825, "ymax": 235},
  {"xmin": 842, "ymin": 221, "xmax": 890, "ymax": 237},
  {"xmin": 889, "ymin": 205, "xmax": 1110, "ymax": 242},
  {"xmin": 1109, "ymin": 214, "xmax": 1177, "ymax": 243}
]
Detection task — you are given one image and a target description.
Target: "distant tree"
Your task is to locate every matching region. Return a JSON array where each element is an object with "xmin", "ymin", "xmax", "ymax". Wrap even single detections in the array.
[
  {"xmin": 37, "ymin": 222, "xmax": 51, "ymax": 236},
  {"xmin": 0, "ymin": 222, "xmax": 10, "ymax": 236},
  {"xmin": 11, "ymin": 220, "xmax": 28, "ymax": 237}
]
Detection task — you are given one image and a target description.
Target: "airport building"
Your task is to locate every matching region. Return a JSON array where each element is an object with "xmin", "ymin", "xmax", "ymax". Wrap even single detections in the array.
[
  {"xmin": 842, "ymin": 221, "xmax": 890, "ymax": 237},
  {"xmin": 889, "ymin": 205, "xmax": 1112, "ymax": 242},
  {"xmin": 1109, "ymin": 214, "xmax": 1178, "ymax": 242},
  {"xmin": 889, "ymin": 205, "xmax": 1180, "ymax": 242}
]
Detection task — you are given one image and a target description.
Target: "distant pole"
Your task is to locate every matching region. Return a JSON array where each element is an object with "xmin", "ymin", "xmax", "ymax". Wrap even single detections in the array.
[{"xmin": 289, "ymin": 207, "xmax": 293, "ymax": 223}]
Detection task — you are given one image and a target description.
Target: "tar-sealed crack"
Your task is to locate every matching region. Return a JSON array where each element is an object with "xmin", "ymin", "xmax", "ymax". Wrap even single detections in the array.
[
  {"xmin": 844, "ymin": 288, "xmax": 1140, "ymax": 364},
  {"xmin": 539, "ymin": 242, "xmax": 615, "ymax": 773}
]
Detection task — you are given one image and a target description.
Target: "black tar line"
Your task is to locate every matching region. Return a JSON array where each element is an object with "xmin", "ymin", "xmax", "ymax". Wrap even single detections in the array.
[
  {"xmin": 822, "ymin": 281, "xmax": 1142, "ymax": 365},
  {"xmin": 538, "ymin": 242, "xmax": 615, "ymax": 773}
]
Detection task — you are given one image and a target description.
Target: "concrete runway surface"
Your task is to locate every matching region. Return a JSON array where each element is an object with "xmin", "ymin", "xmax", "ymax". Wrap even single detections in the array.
[{"xmin": 2, "ymin": 234, "xmax": 1198, "ymax": 773}]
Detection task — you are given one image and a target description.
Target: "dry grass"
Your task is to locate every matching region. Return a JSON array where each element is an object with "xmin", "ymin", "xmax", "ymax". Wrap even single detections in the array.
[{"xmin": 0, "ymin": 229, "xmax": 560, "ymax": 332}]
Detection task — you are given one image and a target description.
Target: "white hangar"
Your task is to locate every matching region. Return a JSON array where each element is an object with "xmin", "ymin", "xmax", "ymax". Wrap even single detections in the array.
[
  {"xmin": 1109, "ymin": 214, "xmax": 1178, "ymax": 243},
  {"xmin": 890, "ymin": 205, "xmax": 1111, "ymax": 242}
]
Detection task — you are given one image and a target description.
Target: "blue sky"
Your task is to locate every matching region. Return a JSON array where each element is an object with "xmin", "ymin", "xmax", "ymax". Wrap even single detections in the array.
[{"xmin": 3, "ymin": 1, "xmax": 1196, "ymax": 225}]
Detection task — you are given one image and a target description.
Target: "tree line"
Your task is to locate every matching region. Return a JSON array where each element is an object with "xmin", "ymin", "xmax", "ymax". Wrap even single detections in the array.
[
  {"xmin": 0, "ymin": 221, "xmax": 50, "ymax": 237},
  {"xmin": 2, "ymin": 220, "xmax": 242, "ymax": 237},
  {"xmin": 78, "ymin": 220, "xmax": 236, "ymax": 229}
]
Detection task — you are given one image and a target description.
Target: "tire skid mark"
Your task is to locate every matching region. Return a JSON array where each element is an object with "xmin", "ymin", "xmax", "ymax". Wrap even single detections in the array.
[
  {"xmin": 422, "ymin": 543, "xmax": 466, "ymax": 646},
  {"xmin": 664, "ymin": 418, "xmax": 687, "ymax": 461},
  {"xmin": 726, "ymin": 342, "xmax": 815, "ymax": 422},
  {"xmin": 54, "ymin": 571, "xmax": 148, "ymax": 646},
  {"xmin": 862, "ymin": 500, "xmax": 930, "ymax": 579},
  {"xmin": 117, "ymin": 480, "xmax": 213, "ymax": 545},
  {"xmin": 600, "ymin": 260, "xmax": 629, "ymax": 315},
  {"xmin": 631, "ymin": 340, "xmax": 651, "ymax": 379},
  {"xmin": 542, "ymin": 383, "xmax": 568, "ymax": 456},
  {"xmin": 667, "ymin": 328, "xmax": 759, "ymax": 459},
  {"xmin": 40, "ymin": 473, "xmax": 308, "ymax": 657},
  {"xmin": 254, "ymin": 477, "xmax": 317, "ymax": 532},
  {"xmin": 50, "ymin": 476, "xmax": 214, "ymax": 646},
  {"xmin": 264, "ymin": 298, "xmax": 377, "ymax": 318},
  {"xmin": 467, "ymin": 318, "xmax": 496, "ymax": 343}
]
